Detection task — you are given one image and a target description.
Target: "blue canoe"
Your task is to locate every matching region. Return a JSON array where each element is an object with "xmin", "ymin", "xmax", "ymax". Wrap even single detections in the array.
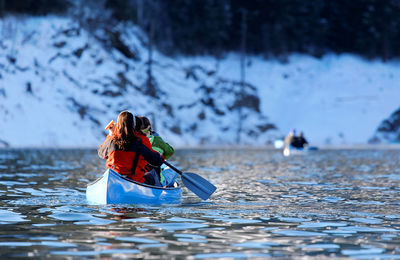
[{"xmin": 86, "ymin": 168, "xmax": 182, "ymax": 205}]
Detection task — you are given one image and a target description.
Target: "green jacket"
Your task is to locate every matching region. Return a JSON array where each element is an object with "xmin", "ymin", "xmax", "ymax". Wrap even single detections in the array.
[{"xmin": 148, "ymin": 132, "xmax": 174, "ymax": 160}]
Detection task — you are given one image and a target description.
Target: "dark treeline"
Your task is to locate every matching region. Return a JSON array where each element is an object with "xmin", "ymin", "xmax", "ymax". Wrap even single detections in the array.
[
  {"xmin": 0, "ymin": 0, "xmax": 68, "ymax": 15},
  {"xmin": 2, "ymin": 0, "xmax": 400, "ymax": 60}
]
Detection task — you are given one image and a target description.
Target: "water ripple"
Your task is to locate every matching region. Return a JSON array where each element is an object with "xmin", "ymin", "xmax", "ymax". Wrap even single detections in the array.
[
  {"xmin": 146, "ymin": 222, "xmax": 208, "ymax": 232},
  {"xmin": 1, "ymin": 148, "xmax": 400, "ymax": 259},
  {"xmin": 0, "ymin": 209, "xmax": 29, "ymax": 223}
]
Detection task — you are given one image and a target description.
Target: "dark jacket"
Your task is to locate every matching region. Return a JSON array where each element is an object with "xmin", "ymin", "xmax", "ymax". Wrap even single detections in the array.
[{"xmin": 291, "ymin": 136, "xmax": 308, "ymax": 148}]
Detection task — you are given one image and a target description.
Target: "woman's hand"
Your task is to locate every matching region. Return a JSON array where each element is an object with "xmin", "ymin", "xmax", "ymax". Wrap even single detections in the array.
[
  {"xmin": 105, "ymin": 120, "xmax": 115, "ymax": 136},
  {"xmin": 108, "ymin": 125, "xmax": 115, "ymax": 136}
]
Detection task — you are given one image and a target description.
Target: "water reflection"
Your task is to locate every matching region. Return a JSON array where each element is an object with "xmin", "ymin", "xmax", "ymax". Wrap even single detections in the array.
[
  {"xmin": 0, "ymin": 209, "xmax": 29, "ymax": 223},
  {"xmin": 0, "ymin": 148, "xmax": 399, "ymax": 258}
]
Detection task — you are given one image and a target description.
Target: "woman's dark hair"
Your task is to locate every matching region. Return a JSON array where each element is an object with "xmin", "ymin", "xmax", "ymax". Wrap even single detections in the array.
[{"xmin": 113, "ymin": 111, "xmax": 136, "ymax": 150}]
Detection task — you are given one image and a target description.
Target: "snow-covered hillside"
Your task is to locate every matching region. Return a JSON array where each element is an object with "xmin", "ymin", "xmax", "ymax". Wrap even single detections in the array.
[
  {"xmin": 233, "ymin": 54, "xmax": 400, "ymax": 145},
  {"xmin": 0, "ymin": 16, "xmax": 279, "ymax": 148},
  {"xmin": 0, "ymin": 15, "xmax": 399, "ymax": 148}
]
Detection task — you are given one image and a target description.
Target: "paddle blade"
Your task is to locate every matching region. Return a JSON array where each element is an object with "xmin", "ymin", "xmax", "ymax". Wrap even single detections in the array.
[{"xmin": 181, "ymin": 172, "xmax": 216, "ymax": 200}]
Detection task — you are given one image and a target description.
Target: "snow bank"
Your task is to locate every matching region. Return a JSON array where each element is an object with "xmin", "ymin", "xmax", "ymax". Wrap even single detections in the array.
[{"xmin": 0, "ymin": 15, "xmax": 399, "ymax": 147}]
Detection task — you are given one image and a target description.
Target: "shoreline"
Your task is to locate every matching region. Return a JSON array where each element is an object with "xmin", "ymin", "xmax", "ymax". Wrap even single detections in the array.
[{"xmin": 1, "ymin": 143, "xmax": 400, "ymax": 150}]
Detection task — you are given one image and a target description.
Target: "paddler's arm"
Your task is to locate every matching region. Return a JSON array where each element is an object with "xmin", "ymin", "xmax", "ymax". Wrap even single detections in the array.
[
  {"xmin": 154, "ymin": 136, "xmax": 174, "ymax": 160},
  {"xmin": 98, "ymin": 135, "xmax": 113, "ymax": 160},
  {"xmin": 136, "ymin": 142, "xmax": 164, "ymax": 167}
]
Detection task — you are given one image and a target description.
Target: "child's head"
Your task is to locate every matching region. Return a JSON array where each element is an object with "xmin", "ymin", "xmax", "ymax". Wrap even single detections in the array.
[
  {"xmin": 141, "ymin": 116, "xmax": 152, "ymax": 134},
  {"xmin": 135, "ymin": 116, "xmax": 152, "ymax": 134}
]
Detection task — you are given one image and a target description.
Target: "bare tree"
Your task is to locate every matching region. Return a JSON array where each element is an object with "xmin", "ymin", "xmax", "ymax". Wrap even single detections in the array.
[
  {"xmin": 141, "ymin": 0, "xmax": 162, "ymax": 98},
  {"xmin": 69, "ymin": 0, "xmax": 112, "ymax": 33},
  {"xmin": 0, "ymin": 0, "xmax": 4, "ymax": 17},
  {"xmin": 237, "ymin": 9, "xmax": 247, "ymax": 144},
  {"xmin": 146, "ymin": 2, "xmax": 156, "ymax": 98}
]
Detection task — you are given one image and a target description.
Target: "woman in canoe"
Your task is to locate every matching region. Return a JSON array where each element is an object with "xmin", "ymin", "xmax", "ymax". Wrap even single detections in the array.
[{"xmin": 98, "ymin": 111, "xmax": 164, "ymax": 186}]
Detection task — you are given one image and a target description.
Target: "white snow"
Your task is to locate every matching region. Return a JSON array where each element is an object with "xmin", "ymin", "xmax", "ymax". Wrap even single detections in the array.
[
  {"xmin": 178, "ymin": 53, "xmax": 400, "ymax": 145},
  {"xmin": 246, "ymin": 54, "xmax": 400, "ymax": 145},
  {"xmin": 0, "ymin": 15, "xmax": 399, "ymax": 148}
]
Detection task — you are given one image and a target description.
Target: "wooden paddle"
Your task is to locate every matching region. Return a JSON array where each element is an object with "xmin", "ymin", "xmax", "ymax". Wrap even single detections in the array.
[{"xmin": 164, "ymin": 161, "xmax": 216, "ymax": 200}]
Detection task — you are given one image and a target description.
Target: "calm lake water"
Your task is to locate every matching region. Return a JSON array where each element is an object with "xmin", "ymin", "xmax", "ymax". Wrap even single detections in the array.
[{"xmin": 0, "ymin": 148, "xmax": 399, "ymax": 259}]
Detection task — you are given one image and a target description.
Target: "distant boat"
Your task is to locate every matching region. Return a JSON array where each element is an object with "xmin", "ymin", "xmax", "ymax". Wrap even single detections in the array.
[
  {"xmin": 86, "ymin": 168, "xmax": 182, "ymax": 205},
  {"xmin": 283, "ymin": 145, "xmax": 318, "ymax": 156},
  {"xmin": 274, "ymin": 139, "xmax": 285, "ymax": 149}
]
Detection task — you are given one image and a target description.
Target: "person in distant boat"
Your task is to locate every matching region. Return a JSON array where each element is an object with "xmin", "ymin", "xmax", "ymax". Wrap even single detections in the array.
[
  {"xmin": 286, "ymin": 130, "xmax": 309, "ymax": 149},
  {"xmin": 283, "ymin": 129, "xmax": 296, "ymax": 150},
  {"xmin": 294, "ymin": 131, "xmax": 308, "ymax": 148},
  {"xmin": 98, "ymin": 111, "xmax": 164, "ymax": 186},
  {"xmin": 284, "ymin": 129, "xmax": 309, "ymax": 149}
]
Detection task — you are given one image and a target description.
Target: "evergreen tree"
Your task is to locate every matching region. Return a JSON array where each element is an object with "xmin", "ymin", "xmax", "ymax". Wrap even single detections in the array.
[{"xmin": 2, "ymin": 0, "xmax": 400, "ymax": 60}]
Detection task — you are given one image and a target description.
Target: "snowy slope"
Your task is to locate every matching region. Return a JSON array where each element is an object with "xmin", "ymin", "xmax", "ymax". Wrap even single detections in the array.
[
  {"xmin": 246, "ymin": 54, "xmax": 400, "ymax": 145},
  {"xmin": 0, "ymin": 16, "xmax": 278, "ymax": 147},
  {"xmin": 178, "ymin": 54, "xmax": 400, "ymax": 145},
  {"xmin": 0, "ymin": 15, "xmax": 399, "ymax": 148}
]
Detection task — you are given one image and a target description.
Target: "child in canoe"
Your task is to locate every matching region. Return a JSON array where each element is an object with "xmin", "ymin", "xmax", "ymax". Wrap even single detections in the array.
[
  {"xmin": 138, "ymin": 116, "xmax": 174, "ymax": 159},
  {"xmin": 136, "ymin": 116, "xmax": 177, "ymax": 186}
]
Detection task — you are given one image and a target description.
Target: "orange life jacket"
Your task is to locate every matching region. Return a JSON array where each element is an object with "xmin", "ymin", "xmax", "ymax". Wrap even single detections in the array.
[{"xmin": 98, "ymin": 135, "xmax": 163, "ymax": 183}]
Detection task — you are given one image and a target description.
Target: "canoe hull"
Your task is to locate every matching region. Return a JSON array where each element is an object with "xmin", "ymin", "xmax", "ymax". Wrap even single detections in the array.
[
  {"xmin": 283, "ymin": 146, "xmax": 318, "ymax": 156},
  {"xmin": 86, "ymin": 168, "xmax": 182, "ymax": 205}
]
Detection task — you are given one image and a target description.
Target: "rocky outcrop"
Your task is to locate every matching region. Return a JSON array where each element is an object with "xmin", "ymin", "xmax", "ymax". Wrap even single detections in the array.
[{"xmin": 369, "ymin": 107, "xmax": 400, "ymax": 143}]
